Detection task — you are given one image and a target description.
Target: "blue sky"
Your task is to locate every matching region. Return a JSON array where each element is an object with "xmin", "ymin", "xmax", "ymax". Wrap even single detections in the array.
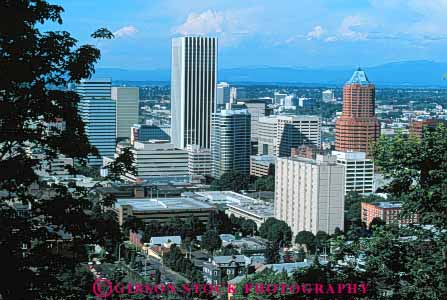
[{"xmin": 50, "ymin": 0, "xmax": 447, "ymax": 69}]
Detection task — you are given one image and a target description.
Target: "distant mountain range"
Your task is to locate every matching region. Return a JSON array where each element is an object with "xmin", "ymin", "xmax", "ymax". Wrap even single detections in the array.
[{"xmin": 95, "ymin": 60, "xmax": 447, "ymax": 87}]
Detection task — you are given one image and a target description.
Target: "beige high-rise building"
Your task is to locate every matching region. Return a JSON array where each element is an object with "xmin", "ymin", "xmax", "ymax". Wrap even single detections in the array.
[
  {"xmin": 112, "ymin": 87, "xmax": 139, "ymax": 140},
  {"xmin": 187, "ymin": 144, "xmax": 212, "ymax": 177},
  {"xmin": 237, "ymin": 100, "xmax": 266, "ymax": 141},
  {"xmin": 258, "ymin": 115, "xmax": 321, "ymax": 157},
  {"xmin": 274, "ymin": 155, "xmax": 345, "ymax": 236}
]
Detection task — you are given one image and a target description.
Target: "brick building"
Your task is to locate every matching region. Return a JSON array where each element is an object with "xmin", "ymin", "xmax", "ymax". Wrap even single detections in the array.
[
  {"xmin": 361, "ymin": 202, "xmax": 419, "ymax": 226},
  {"xmin": 335, "ymin": 68, "xmax": 380, "ymax": 154}
]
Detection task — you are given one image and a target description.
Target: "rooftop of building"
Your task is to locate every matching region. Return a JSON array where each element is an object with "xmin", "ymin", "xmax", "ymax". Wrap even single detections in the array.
[
  {"xmin": 214, "ymin": 109, "xmax": 250, "ymax": 116},
  {"xmin": 210, "ymin": 255, "xmax": 250, "ymax": 265},
  {"xmin": 192, "ymin": 191, "xmax": 262, "ymax": 206},
  {"xmin": 222, "ymin": 237, "xmax": 267, "ymax": 250},
  {"xmin": 260, "ymin": 261, "xmax": 313, "ymax": 274},
  {"xmin": 259, "ymin": 115, "xmax": 321, "ymax": 123},
  {"xmin": 237, "ymin": 99, "xmax": 267, "ymax": 104},
  {"xmin": 132, "ymin": 123, "xmax": 170, "ymax": 128},
  {"xmin": 332, "ymin": 151, "xmax": 369, "ymax": 161},
  {"xmin": 284, "ymin": 154, "xmax": 338, "ymax": 166},
  {"xmin": 227, "ymin": 201, "xmax": 274, "ymax": 218},
  {"xmin": 346, "ymin": 67, "xmax": 371, "ymax": 85},
  {"xmin": 115, "ymin": 197, "xmax": 213, "ymax": 211},
  {"xmin": 133, "ymin": 141, "xmax": 184, "ymax": 151},
  {"xmin": 191, "ymin": 191, "xmax": 273, "ymax": 210},
  {"xmin": 219, "ymin": 234, "xmax": 236, "ymax": 243},
  {"xmin": 149, "ymin": 236, "xmax": 182, "ymax": 245},
  {"xmin": 373, "ymin": 202, "xmax": 402, "ymax": 209},
  {"xmin": 250, "ymin": 155, "xmax": 276, "ymax": 164}
]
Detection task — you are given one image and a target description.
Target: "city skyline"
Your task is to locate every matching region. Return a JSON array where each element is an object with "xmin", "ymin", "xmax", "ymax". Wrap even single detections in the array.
[
  {"xmin": 50, "ymin": 0, "xmax": 447, "ymax": 70},
  {"xmin": 2, "ymin": 2, "xmax": 447, "ymax": 300}
]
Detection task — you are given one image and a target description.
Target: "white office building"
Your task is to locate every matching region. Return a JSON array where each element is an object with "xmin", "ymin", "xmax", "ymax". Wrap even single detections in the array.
[
  {"xmin": 112, "ymin": 87, "xmax": 139, "ymax": 140},
  {"xmin": 187, "ymin": 144, "xmax": 212, "ymax": 177},
  {"xmin": 258, "ymin": 116, "xmax": 277, "ymax": 155},
  {"xmin": 230, "ymin": 87, "xmax": 237, "ymax": 103},
  {"xmin": 237, "ymin": 100, "xmax": 266, "ymax": 141},
  {"xmin": 211, "ymin": 109, "xmax": 251, "ymax": 178},
  {"xmin": 257, "ymin": 115, "xmax": 321, "ymax": 157},
  {"xmin": 77, "ymin": 78, "xmax": 116, "ymax": 166},
  {"xmin": 275, "ymin": 155, "xmax": 345, "ymax": 236},
  {"xmin": 216, "ymin": 82, "xmax": 231, "ymax": 106},
  {"xmin": 118, "ymin": 141, "xmax": 188, "ymax": 182},
  {"xmin": 274, "ymin": 92, "xmax": 287, "ymax": 105},
  {"xmin": 32, "ymin": 152, "xmax": 74, "ymax": 177},
  {"xmin": 171, "ymin": 36, "xmax": 217, "ymax": 149},
  {"xmin": 322, "ymin": 90, "xmax": 335, "ymax": 102},
  {"xmin": 332, "ymin": 151, "xmax": 374, "ymax": 195}
]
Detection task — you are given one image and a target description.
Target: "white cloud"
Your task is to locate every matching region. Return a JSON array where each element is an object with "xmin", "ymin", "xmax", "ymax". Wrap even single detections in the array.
[
  {"xmin": 174, "ymin": 10, "xmax": 224, "ymax": 36},
  {"xmin": 324, "ymin": 36, "xmax": 338, "ymax": 43},
  {"xmin": 114, "ymin": 26, "xmax": 138, "ymax": 38},
  {"xmin": 306, "ymin": 25, "xmax": 325, "ymax": 40},
  {"xmin": 338, "ymin": 16, "xmax": 369, "ymax": 41},
  {"xmin": 173, "ymin": 9, "xmax": 256, "ymax": 46}
]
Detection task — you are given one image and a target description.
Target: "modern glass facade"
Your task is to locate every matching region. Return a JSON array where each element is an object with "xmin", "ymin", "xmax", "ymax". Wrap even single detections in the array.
[
  {"xmin": 211, "ymin": 109, "xmax": 251, "ymax": 178},
  {"xmin": 112, "ymin": 87, "xmax": 139, "ymax": 140},
  {"xmin": 130, "ymin": 124, "xmax": 171, "ymax": 144},
  {"xmin": 77, "ymin": 78, "xmax": 116, "ymax": 166}
]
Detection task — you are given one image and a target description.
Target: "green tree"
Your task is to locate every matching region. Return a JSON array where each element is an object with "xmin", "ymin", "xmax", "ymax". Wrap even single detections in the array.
[
  {"xmin": 296, "ymin": 248, "xmax": 306, "ymax": 262},
  {"xmin": 240, "ymin": 219, "xmax": 257, "ymax": 236},
  {"xmin": 106, "ymin": 146, "xmax": 136, "ymax": 181},
  {"xmin": 210, "ymin": 171, "xmax": 250, "ymax": 192},
  {"xmin": 373, "ymin": 126, "xmax": 447, "ymax": 228},
  {"xmin": 315, "ymin": 230, "xmax": 329, "ymax": 251},
  {"xmin": 201, "ymin": 229, "xmax": 222, "ymax": 253},
  {"xmin": 122, "ymin": 215, "xmax": 144, "ymax": 233},
  {"xmin": 0, "ymin": 2, "xmax": 131, "ymax": 299},
  {"xmin": 207, "ymin": 211, "xmax": 233, "ymax": 233},
  {"xmin": 369, "ymin": 217, "xmax": 386, "ymax": 230},
  {"xmin": 251, "ymin": 175, "xmax": 275, "ymax": 191},
  {"xmin": 259, "ymin": 217, "xmax": 292, "ymax": 244},
  {"xmin": 295, "ymin": 231, "xmax": 316, "ymax": 253},
  {"xmin": 370, "ymin": 126, "xmax": 447, "ymax": 298},
  {"xmin": 264, "ymin": 242, "xmax": 280, "ymax": 264}
]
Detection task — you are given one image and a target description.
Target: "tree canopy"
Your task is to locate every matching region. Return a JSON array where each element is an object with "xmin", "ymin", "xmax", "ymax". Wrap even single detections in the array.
[
  {"xmin": 0, "ymin": 1, "xmax": 121, "ymax": 299},
  {"xmin": 210, "ymin": 170, "xmax": 250, "ymax": 192},
  {"xmin": 295, "ymin": 231, "xmax": 316, "ymax": 253},
  {"xmin": 201, "ymin": 229, "xmax": 222, "ymax": 253},
  {"xmin": 259, "ymin": 217, "xmax": 292, "ymax": 244}
]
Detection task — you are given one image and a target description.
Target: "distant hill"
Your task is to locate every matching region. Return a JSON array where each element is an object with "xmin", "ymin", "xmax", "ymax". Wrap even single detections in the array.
[{"xmin": 96, "ymin": 60, "xmax": 447, "ymax": 87}]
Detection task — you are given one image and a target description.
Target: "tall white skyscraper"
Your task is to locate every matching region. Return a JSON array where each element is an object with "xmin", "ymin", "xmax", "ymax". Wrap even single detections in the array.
[
  {"xmin": 216, "ymin": 82, "xmax": 230, "ymax": 106},
  {"xmin": 171, "ymin": 36, "xmax": 218, "ymax": 149},
  {"xmin": 275, "ymin": 155, "xmax": 345, "ymax": 236},
  {"xmin": 77, "ymin": 78, "xmax": 116, "ymax": 166},
  {"xmin": 112, "ymin": 87, "xmax": 139, "ymax": 140}
]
